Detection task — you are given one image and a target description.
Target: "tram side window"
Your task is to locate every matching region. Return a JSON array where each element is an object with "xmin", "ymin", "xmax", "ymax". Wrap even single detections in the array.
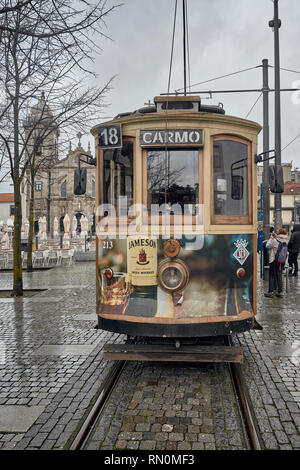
[
  {"xmin": 213, "ymin": 140, "xmax": 248, "ymax": 217},
  {"xmin": 147, "ymin": 148, "xmax": 198, "ymax": 215},
  {"xmin": 103, "ymin": 142, "xmax": 134, "ymax": 208}
]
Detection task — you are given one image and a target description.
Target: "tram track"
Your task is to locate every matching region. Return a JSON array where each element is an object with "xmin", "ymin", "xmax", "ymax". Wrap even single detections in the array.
[
  {"xmin": 68, "ymin": 336, "xmax": 263, "ymax": 451},
  {"xmin": 224, "ymin": 336, "xmax": 263, "ymax": 450},
  {"xmin": 68, "ymin": 360, "xmax": 125, "ymax": 450}
]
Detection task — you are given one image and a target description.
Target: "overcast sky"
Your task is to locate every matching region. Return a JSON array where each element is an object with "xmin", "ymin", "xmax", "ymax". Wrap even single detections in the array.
[
  {"xmin": 1, "ymin": 0, "xmax": 300, "ymax": 191},
  {"xmin": 93, "ymin": 0, "xmax": 300, "ymax": 164}
]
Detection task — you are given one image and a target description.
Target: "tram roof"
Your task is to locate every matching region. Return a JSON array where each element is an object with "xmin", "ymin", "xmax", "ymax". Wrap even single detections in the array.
[{"xmin": 90, "ymin": 95, "xmax": 262, "ymax": 135}]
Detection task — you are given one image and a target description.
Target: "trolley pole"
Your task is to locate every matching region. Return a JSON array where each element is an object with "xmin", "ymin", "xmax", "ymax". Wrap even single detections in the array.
[
  {"xmin": 262, "ymin": 58, "xmax": 270, "ymax": 241},
  {"xmin": 182, "ymin": 0, "xmax": 187, "ymax": 96},
  {"xmin": 269, "ymin": 0, "xmax": 282, "ymax": 231}
]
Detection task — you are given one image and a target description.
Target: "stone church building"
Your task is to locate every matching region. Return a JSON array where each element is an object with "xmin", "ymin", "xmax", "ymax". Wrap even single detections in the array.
[{"xmin": 24, "ymin": 94, "xmax": 96, "ymax": 235}]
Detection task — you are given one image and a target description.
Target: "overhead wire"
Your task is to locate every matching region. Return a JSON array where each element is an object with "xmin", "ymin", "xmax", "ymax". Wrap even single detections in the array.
[
  {"xmin": 280, "ymin": 67, "xmax": 300, "ymax": 75},
  {"xmin": 268, "ymin": 65, "xmax": 300, "ymax": 75},
  {"xmin": 167, "ymin": 0, "xmax": 300, "ymax": 154},
  {"xmin": 165, "ymin": 0, "xmax": 179, "ymax": 205},
  {"xmin": 282, "ymin": 133, "xmax": 300, "ymax": 153},
  {"xmin": 184, "ymin": 0, "xmax": 191, "ymax": 93},
  {"xmin": 182, "ymin": 0, "xmax": 187, "ymax": 94},
  {"xmin": 245, "ymin": 92, "xmax": 263, "ymax": 119},
  {"xmin": 175, "ymin": 66, "xmax": 260, "ymax": 93},
  {"xmin": 167, "ymin": 0, "xmax": 178, "ymax": 95}
]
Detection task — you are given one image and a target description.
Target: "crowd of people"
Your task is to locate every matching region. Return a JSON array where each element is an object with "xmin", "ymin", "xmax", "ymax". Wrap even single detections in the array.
[{"xmin": 264, "ymin": 224, "xmax": 300, "ymax": 298}]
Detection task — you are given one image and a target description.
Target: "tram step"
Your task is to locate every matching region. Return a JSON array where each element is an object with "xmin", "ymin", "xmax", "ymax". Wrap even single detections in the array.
[{"xmin": 102, "ymin": 343, "xmax": 244, "ymax": 363}]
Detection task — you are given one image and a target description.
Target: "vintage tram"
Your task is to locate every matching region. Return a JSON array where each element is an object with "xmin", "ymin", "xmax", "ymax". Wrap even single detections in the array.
[{"xmin": 90, "ymin": 95, "xmax": 261, "ymax": 340}]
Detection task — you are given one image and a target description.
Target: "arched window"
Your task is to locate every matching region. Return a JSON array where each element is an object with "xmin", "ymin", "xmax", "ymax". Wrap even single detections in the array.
[
  {"xmin": 92, "ymin": 180, "xmax": 95, "ymax": 198},
  {"xmin": 60, "ymin": 215, "xmax": 65, "ymax": 233},
  {"xmin": 61, "ymin": 180, "xmax": 67, "ymax": 198}
]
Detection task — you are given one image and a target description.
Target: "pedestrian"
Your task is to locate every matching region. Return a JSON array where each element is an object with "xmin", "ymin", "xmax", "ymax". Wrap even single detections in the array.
[
  {"xmin": 264, "ymin": 228, "xmax": 288, "ymax": 298},
  {"xmin": 262, "ymin": 226, "xmax": 274, "ymax": 266},
  {"xmin": 287, "ymin": 224, "xmax": 300, "ymax": 276}
]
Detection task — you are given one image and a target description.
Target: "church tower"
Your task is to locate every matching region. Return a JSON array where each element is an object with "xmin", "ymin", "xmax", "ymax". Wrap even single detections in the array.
[
  {"xmin": 24, "ymin": 92, "xmax": 59, "ymax": 231},
  {"xmin": 24, "ymin": 93, "xmax": 96, "ymax": 237}
]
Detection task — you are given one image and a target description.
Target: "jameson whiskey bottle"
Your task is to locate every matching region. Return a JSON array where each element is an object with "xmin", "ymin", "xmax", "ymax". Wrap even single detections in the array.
[{"xmin": 126, "ymin": 237, "xmax": 158, "ymax": 317}]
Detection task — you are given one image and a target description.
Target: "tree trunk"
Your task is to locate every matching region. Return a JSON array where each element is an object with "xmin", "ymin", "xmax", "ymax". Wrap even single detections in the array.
[
  {"xmin": 12, "ymin": 174, "xmax": 23, "ymax": 296},
  {"xmin": 12, "ymin": 42, "xmax": 23, "ymax": 297},
  {"xmin": 27, "ymin": 176, "xmax": 34, "ymax": 272}
]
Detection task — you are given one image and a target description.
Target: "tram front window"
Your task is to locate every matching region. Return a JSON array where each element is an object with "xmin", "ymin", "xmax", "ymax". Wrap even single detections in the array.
[
  {"xmin": 147, "ymin": 149, "xmax": 198, "ymax": 215},
  {"xmin": 213, "ymin": 139, "xmax": 248, "ymax": 217},
  {"xmin": 103, "ymin": 142, "xmax": 134, "ymax": 209}
]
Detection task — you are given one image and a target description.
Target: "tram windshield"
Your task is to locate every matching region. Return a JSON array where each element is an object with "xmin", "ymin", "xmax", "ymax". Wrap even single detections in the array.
[
  {"xmin": 213, "ymin": 140, "xmax": 248, "ymax": 217},
  {"xmin": 146, "ymin": 148, "xmax": 198, "ymax": 215}
]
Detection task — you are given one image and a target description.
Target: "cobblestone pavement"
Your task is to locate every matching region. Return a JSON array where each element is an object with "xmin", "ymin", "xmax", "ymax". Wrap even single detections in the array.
[
  {"xmin": 0, "ymin": 262, "xmax": 299, "ymax": 450},
  {"xmin": 0, "ymin": 263, "xmax": 124, "ymax": 449},
  {"xmin": 85, "ymin": 362, "xmax": 246, "ymax": 451}
]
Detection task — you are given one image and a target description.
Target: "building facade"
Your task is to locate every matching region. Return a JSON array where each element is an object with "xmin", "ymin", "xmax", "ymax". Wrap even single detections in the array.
[
  {"xmin": 0, "ymin": 193, "xmax": 14, "ymax": 221},
  {"xmin": 257, "ymin": 162, "xmax": 300, "ymax": 233},
  {"xmin": 24, "ymin": 95, "xmax": 96, "ymax": 235},
  {"xmin": 269, "ymin": 183, "xmax": 300, "ymax": 232}
]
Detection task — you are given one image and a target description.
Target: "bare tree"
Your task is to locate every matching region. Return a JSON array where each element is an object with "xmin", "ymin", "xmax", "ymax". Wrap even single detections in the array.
[
  {"xmin": 22, "ymin": 117, "xmax": 58, "ymax": 272},
  {"xmin": 0, "ymin": 0, "xmax": 119, "ymax": 295},
  {"xmin": 0, "ymin": 1, "xmax": 34, "ymax": 15}
]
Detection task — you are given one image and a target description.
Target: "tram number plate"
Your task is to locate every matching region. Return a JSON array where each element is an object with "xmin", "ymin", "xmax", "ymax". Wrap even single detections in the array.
[{"xmin": 98, "ymin": 124, "xmax": 122, "ymax": 149}]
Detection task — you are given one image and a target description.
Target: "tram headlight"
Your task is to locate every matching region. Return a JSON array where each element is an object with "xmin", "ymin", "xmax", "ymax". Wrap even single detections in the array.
[
  {"xmin": 157, "ymin": 259, "xmax": 189, "ymax": 293},
  {"xmin": 162, "ymin": 267, "xmax": 183, "ymax": 288}
]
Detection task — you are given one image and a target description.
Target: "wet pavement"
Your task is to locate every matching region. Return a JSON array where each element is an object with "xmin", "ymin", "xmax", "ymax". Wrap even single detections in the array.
[
  {"xmin": 85, "ymin": 362, "xmax": 246, "ymax": 451},
  {"xmin": 0, "ymin": 262, "xmax": 299, "ymax": 450}
]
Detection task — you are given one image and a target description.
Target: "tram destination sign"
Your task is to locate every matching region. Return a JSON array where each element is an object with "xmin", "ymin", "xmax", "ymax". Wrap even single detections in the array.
[
  {"xmin": 98, "ymin": 124, "xmax": 122, "ymax": 149},
  {"xmin": 140, "ymin": 129, "xmax": 203, "ymax": 147}
]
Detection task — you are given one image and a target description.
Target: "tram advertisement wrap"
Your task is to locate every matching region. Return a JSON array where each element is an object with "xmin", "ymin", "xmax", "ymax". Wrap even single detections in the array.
[
  {"xmin": 127, "ymin": 237, "xmax": 157, "ymax": 286},
  {"xmin": 98, "ymin": 234, "xmax": 253, "ymax": 320}
]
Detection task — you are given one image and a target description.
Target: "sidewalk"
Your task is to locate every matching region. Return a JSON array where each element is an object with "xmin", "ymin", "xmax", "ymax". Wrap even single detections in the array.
[
  {"xmin": 0, "ymin": 262, "xmax": 123, "ymax": 449},
  {"xmin": 0, "ymin": 262, "xmax": 299, "ymax": 450}
]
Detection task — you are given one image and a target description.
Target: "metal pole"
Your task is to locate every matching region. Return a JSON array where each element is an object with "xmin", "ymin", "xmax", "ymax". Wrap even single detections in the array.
[
  {"xmin": 183, "ymin": 0, "xmax": 187, "ymax": 95},
  {"xmin": 270, "ymin": 0, "xmax": 282, "ymax": 231},
  {"xmin": 47, "ymin": 170, "xmax": 51, "ymax": 236},
  {"xmin": 262, "ymin": 59, "xmax": 270, "ymax": 241}
]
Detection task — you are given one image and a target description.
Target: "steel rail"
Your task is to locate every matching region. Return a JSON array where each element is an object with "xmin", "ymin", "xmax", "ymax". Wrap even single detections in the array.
[
  {"xmin": 68, "ymin": 360, "xmax": 125, "ymax": 450},
  {"xmin": 224, "ymin": 336, "xmax": 263, "ymax": 450}
]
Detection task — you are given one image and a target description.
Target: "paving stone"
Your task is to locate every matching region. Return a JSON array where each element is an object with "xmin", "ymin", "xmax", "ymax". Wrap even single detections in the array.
[
  {"xmin": 262, "ymin": 432, "xmax": 279, "ymax": 449},
  {"xmin": 177, "ymin": 441, "xmax": 192, "ymax": 450},
  {"xmin": 205, "ymin": 442, "xmax": 216, "ymax": 450},
  {"xmin": 0, "ymin": 405, "xmax": 46, "ymax": 433},
  {"xmin": 155, "ymin": 432, "xmax": 168, "ymax": 441},
  {"xmin": 192, "ymin": 442, "xmax": 204, "ymax": 450},
  {"xmin": 29, "ymin": 433, "xmax": 48, "ymax": 448},
  {"xmin": 135, "ymin": 422, "xmax": 150, "ymax": 432},
  {"xmin": 168, "ymin": 433, "xmax": 184, "ymax": 442},
  {"xmin": 115, "ymin": 440, "xmax": 127, "ymax": 450},
  {"xmin": 139, "ymin": 440, "xmax": 156, "ymax": 450},
  {"xmin": 162, "ymin": 424, "xmax": 173, "ymax": 432},
  {"xmin": 289, "ymin": 435, "xmax": 300, "ymax": 448}
]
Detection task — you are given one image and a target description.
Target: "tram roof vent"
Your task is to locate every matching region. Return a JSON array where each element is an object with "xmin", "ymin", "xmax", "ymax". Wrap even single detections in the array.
[{"xmin": 155, "ymin": 95, "xmax": 200, "ymax": 113}]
